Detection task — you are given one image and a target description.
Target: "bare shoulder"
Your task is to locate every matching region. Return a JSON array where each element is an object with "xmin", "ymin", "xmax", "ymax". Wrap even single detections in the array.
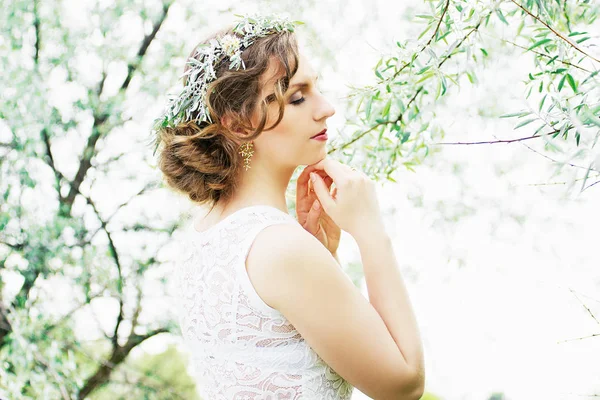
[
  {"xmin": 245, "ymin": 222, "xmax": 321, "ymax": 307},
  {"xmin": 245, "ymin": 222, "xmax": 421, "ymax": 399}
]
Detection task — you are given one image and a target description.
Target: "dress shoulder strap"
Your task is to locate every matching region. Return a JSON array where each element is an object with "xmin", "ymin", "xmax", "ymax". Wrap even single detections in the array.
[{"xmin": 232, "ymin": 206, "xmax": 300, "ymax": 315}]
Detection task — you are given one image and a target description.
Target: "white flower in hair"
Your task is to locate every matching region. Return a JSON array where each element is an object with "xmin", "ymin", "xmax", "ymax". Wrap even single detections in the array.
[
  {"xmin": 152, "ymin": 13, "xmax": 304, "ymax": 155},
  {"xmin": 220, "ymin": 34, "xmax": 241, "ymax": 58}
]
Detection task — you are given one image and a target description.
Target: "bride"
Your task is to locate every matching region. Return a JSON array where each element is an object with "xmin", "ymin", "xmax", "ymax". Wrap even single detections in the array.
[{"xmin": 153, "ymin": 12, "xmax": 425, "ymax": 400}]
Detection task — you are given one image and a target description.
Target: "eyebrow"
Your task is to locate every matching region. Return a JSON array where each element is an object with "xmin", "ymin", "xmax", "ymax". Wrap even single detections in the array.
[{"xmin": 289, "ymin": 73, "xmax": 319, "ymax": 89}]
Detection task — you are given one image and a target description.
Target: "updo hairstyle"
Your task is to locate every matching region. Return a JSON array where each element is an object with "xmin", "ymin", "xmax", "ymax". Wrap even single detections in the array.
[{"xmin": 156, "ymin": 26, "xmax": 300, "ymax": 212}]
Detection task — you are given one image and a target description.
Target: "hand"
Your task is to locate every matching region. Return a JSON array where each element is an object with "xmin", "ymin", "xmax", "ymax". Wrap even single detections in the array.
[
  {"xmin": 295, "ymin": 164, "xmax": 341, "ymax": 256},
  {"xmin": 308, "ymin": 158, "xmax": 384, "ymax": 239}
]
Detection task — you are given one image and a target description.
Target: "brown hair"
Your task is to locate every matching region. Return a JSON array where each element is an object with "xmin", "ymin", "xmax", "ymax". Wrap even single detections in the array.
[{"xmin": 155, "ymin": 26, "xmax": 300, "ymax": 212}]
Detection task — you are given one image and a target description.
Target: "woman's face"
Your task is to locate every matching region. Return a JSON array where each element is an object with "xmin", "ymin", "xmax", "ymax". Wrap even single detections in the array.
[{"xmin": 250, "ymin": 53, "xmax": 336, "ymax": 169}]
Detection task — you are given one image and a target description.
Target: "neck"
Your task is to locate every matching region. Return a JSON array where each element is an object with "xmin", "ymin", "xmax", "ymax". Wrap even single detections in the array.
[{"xmin": 218, "ymin": 159, "xmax": 297, "ymax": 215}]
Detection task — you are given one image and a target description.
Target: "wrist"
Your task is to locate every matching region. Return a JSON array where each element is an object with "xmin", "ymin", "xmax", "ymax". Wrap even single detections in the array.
[{"xmin": 351, "ymin": 221, "xmax": 389, "ymax": 246}]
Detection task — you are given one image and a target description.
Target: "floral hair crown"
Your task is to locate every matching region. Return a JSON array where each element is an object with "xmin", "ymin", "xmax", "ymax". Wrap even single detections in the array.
[{"xmin": 152, "ymin": 12, "xmax": 303, "ymax": 154}]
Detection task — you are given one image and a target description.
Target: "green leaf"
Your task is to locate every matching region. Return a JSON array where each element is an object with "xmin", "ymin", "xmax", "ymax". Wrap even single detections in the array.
[
  {"xmin": 514, "ymin": 118, "xmax": 537, "ymax": 129},
  {"xmin": 365, "ymin": 97, "xmax": 373, "ymax": 119},
  {"xmin": 436, "ymin": 30, "xmax": 451, "ymax": 42},
  {"xmin": 539, "ymin": 94, "xmax": 547, "ymax": 112},
  {"xmin": 382, "ymin": 99, "xmax": 391, "ymax": 118},
  {"xmin": 495, "ymin": 9, "xmax": 509, "ymax": 25},
  {"xmin": 580, "ymin": 162, "xmax": 594, "ymax": 192},
  {"xmin": 466, "ymin": 71, "xmax": 475, "ymax": 84},
  {"xmin": 500, "ymin": 111, "xmax": 530, "ymax": 118},
  {"xmin": 480, "ymin": 48, "xmax": 488, "ymax": 57},
  {"xmin": 355, "ymin": 96, "xmax": 364, "ymax": 114},
  {"xmin": 575, "ymin": 131, "xmax": 581, "ymax": 146},
  {"xmin": 560, "ymin": 123, "xmax": 570, "ymax": 139},
  {"xmin": 566, "ymin": 74, "xmax": 577, "ymax": 92},
  {"xmin": 533, "ymin": 123, "xmax": 546, "ymax": 136},
  {"xmin": 527, "ymin": 38, "xmax": 552, "ymax": 51},
  {"xmin": 552, "ymin": 129, "xmax": 561, "ymax": 138},
  {"xmin": 558, "ymin": 74, "xmax": 566, "ymax": 91},
  {"xmin": 401, "ymin": 131, "xmax": 411, "ymax": 144},
  {"xmin": 417, "ymin": 24, "xmax": 433, "ymax": 40},
  {"xmin": 581, "ymin": 70, "xmax": 599, "ymax": 86}
]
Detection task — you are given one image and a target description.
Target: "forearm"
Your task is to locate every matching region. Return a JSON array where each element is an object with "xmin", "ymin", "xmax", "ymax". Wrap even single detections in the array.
[{"xmin": 353, "ymin": 226, "xmax": 425, "ymax": 382}]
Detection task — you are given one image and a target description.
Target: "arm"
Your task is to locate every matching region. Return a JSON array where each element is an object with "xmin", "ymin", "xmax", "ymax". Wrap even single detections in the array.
[
  {"xmin": 352, "ymin": 224, "xmax": 425, "ymax": 398},
  {"xmin": 251, "ymin": 224, "xmax": 424, "ymax": 399}
]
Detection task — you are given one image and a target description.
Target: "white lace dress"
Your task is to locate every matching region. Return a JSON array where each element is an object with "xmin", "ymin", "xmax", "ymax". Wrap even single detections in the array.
[{"xmin": 175, "ymin": 205, "xmax": 354, "ymax": 400}]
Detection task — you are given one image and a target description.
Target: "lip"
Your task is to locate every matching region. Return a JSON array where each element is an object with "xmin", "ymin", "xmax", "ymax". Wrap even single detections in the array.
[{"xmin": 311, "ymin": 129, "xmax": 327, "ymax": 139}]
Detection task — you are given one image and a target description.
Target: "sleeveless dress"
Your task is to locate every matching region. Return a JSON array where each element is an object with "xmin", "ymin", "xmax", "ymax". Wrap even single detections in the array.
[{"xmin": 174, "ymin": 204, "xmax": 354, "ymax": 400}]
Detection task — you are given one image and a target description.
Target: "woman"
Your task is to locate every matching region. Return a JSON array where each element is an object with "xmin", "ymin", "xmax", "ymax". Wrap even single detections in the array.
[{"xmin": 154, "ymin": 13, "xmax": 425, "ymax": 400}]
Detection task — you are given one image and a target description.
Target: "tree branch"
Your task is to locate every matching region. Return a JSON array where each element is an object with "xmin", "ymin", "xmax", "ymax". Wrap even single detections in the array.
[
  {"xmin": 121, "ymin": 2, "xmax": 171, "ymax": 91},
  {"xmin": 0, "ymin": 302, "xmax": 12, "ymax": 348},
  {"xmin": 582, "ymin": 179, "xmax": 600, "ymax": 192},
  {"xmin": 391, "ymin": 0, "xmax": 451, "ymax": 81},
  {"xmin": 33, "ymin": 0, "xmax": 40, "ymax": 67},
  {"xmin": 509, "ymin": 0, "xmax": 600, "ymax": 64},
  {"xmin": 41, "ymin": 128, "xmax": 66, "ymax": 203},
  {"xmin": 508, "ymin": 132, "xmax": 600, "ymax": 174},
  {"xmin": 328, "ymin": 87, "xmax": 423, "ymax": 153},
  {"xmin": 80, "ymin": 193, "xmax": 124, "ymax": 348},
  {"xmin": 62, "ymin": 2, "xmax": 172, "ymax": 216},
  {"xmin": 433, "ymin": 127, "xmax": 561, "ymax": 145},
  {"xmin": 492, "ymin": 35, "xmax": 591, "ymax": 73},
  {"xmin": 41, "ymin": 292, "xmax": 104, "ymax": 337},
  {"xmin": 77, "ymin": 328, "xmax": 169, "ymax": 399},
  {"xmin": 330, "ymin": 11, "xmax": 490, "ymax": 155}
]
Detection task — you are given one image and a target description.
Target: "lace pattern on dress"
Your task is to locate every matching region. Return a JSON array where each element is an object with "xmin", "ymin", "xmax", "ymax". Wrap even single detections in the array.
[{"xmin": 175, "ymin": 205, "xmax": 354, "ymax": 400}]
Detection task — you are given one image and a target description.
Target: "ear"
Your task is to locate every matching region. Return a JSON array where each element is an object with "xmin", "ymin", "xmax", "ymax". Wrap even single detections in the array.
[{"xmin": 221, "ymin": 113, "xmax": 248, "ymax": 135}]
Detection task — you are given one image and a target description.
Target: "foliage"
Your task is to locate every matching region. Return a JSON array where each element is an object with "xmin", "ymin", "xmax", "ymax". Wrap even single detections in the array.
[
  {"xmin": 328, "ymin": 0, "xmax": 600, "ymax": 191},
  {"xmin": 1, "ymin": 0, "xmax": 191, "ymax": 398},
  {"xmin": 91, "ymin": 345, "xmax": 200, "ymax": 400}
]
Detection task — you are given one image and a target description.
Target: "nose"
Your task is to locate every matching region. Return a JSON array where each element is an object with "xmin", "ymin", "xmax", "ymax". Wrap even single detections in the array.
[{"xmin": 314, "ymin": 91, "xmax": 336, "ymax": 121}]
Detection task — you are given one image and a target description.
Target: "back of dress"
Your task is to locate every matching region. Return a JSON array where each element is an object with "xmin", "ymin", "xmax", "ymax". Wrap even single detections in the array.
[{"xmin": 175, "ymin": 205, "xmax": 354, "ymax": 400}]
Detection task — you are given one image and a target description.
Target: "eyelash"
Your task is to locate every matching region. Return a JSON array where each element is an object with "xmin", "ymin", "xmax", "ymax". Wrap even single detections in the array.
[{"xmin": 290, "ymin": 84, "xmax": 324, "ymax": 106}]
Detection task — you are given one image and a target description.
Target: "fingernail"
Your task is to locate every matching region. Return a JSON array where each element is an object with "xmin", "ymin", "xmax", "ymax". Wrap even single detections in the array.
[
  {"xmin": 313, "ymin": 200, "xmax": 320, "ymax": 210},
  {"xmin": 310, "ymin": 173, "xmax": 316, "ymax": 182}
]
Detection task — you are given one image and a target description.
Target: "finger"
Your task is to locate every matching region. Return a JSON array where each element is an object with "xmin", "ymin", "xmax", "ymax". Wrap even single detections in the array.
[
  {"xmin": 310, "ymin": 172, "xmax": 334, "ymax": 211},
  {"xmin": 310, "ymin": 158, "xmax": 353, "ymax": 184},
  {"xmin": 299, "ymin": 163, "xmax": 329, "ymax": 189},
  {"xmin": 308, "ymin": 170, "xmax": 331, "ymax": 195},
  {"xmin": 303, "ymin": 199, "xmax": 322, "ymax": 233}
]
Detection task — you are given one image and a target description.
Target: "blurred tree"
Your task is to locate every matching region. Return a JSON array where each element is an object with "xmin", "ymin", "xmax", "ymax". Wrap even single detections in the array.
[{"xmin": 0, "ymin": 0, "xmax": 190, "ymax": 398}]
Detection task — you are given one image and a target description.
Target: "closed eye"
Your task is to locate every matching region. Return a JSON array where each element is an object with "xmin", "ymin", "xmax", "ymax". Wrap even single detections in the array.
[
  {"xmin": 290, "ymin": 83, "xmax": 326, "ymax": 106},
  {"xmin": 291, "ymin": 97, "xmax": 305, "ymax": 105}
]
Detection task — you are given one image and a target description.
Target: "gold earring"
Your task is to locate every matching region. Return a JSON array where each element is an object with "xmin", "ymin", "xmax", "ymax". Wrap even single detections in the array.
[{"xmin": 239, "ymin": 141, "xmax": 254, "ymax": 171}]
